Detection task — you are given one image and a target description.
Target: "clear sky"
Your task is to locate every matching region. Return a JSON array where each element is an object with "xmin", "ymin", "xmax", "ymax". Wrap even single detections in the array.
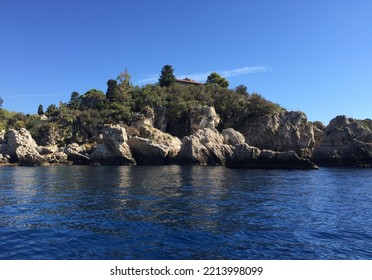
[{"xmin": 1, "ymin": 0, "xmax": 371, "ymax": 124}]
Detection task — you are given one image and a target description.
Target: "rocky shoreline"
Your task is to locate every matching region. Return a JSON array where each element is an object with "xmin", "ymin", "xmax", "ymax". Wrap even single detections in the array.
[{"xmin": 1, "ymin": 107, "xmax": 371, "ymax": 168}]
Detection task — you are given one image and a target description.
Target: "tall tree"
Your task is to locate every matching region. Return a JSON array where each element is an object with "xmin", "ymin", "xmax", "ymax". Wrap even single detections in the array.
[
  {"xmin": 68, "ymin": 91, "xmax": 81, "ymax": 110},
  {"xmin": 106, "ymin": 79, "xmax": 119, "ymax": 102},
  {"xmin": 158, "ymin": 65, "xmax": 176, "ymax": 87},
  {"xmin": 37, "ymin": 104, "xmax": 44, "ymax": 115},
  {"xmin": 206, "ymin": 72, "xmax": 229, "ymax": 88}
]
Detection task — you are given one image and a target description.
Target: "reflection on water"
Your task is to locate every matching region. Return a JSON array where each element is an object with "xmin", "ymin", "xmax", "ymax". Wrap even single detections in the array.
[{"xmin": 0, "ymin": 166, "xmax": 372, "ymax": 259}]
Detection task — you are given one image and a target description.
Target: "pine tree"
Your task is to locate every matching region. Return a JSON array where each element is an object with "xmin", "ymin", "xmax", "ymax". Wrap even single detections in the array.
[
  {"xmin": 37, "ymin": 104, "xmax": 44, "ymax": 115},
  {"xmin": 206, "ymin": 72, "xmax": 229, "ymax": 88},
  {"xmin": 158, "ymin": 65, "xmax": 176, "ymax": 87}
]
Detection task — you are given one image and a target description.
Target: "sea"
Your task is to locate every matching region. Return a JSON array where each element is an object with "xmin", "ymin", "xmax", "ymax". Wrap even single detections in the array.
[{"xmin": 0, "ymin": 165, "xmax": 371, "ymax": 260}]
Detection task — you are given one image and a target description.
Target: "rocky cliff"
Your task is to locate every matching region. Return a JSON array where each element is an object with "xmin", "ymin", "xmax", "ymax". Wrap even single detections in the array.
[
  {"xmin": 312, "ymin": 116, "xmax": 372, "ymax": 166},
  {"xmin": 242, "ymin": 111, "xmax": 315, "ymax": 157},
  {"xmin": 0, "ymin": 107, "xmax": 370, "ymax": 168}
]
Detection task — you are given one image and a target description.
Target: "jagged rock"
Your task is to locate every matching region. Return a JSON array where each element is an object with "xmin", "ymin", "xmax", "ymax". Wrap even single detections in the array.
[
  {"xmin": 127, "ymin": 137, "xmax": 168, "ymax": 164},
  {"xmin": 127, "ymin": 125, "xmax": 181, "ymax": 164},
  {"xmin": 132, "ymin": 106, "xmax": 155, "ymax": 128},
  {"xmin": 312, "ymin": 116, "xmax": 372, "ymax": 166},
  {"xmin": 5, "ymin": 128, "xmax": 45, "ymax": 165},
  {"xmin": 190, "ymin": 107, "xmax": 220, "ymax": 133},
  {"xmin": 64, "ymin": 143, "xmax": 90, "ymax": 164},
  {"xmin": 175, "ymin": 128, "xmax": 233, "ymax": 165},
  {"xmin": 227, "ymin": 143, "xmax": 318, "ymax": 169},
  {"xmin": 90, "ymin": 125, "xmax": 135, "ymax": 165},
  {"xmin": 222, "ymin": 128, "xmax": 245, "ymax": 146},
  {"xmin": 243, "ymin": 111, "xmax": 315, "ymax": 157},
  {"xmin": 37, "ymin": 145, "xmax": 69, "ymax": 164}
]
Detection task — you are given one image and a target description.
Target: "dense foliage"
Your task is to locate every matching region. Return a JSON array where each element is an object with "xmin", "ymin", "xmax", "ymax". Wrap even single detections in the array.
[{"xmin": 0, "ymin": 68, "xmax": 283, "ymax": 143}]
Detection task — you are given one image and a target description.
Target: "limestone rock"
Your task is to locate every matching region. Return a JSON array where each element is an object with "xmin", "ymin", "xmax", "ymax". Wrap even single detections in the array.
[
  {"xmin": 127, "ymin": 137, "xmax": 168, "ymax": 164},
  {"xmin": 37, "ymin": 145, "xmax": 69, "ymax": 164},
  {"xmin": 64, "ymin": 143, "xmax": 90, "ymax": 164},
  {"xmin": 90, "ymin": 125, "xmax": 135, "ymax": 165},
  {"xmin": 222, "ymin": 128, "xmax": 245, "ymax": 146},
  {"xmin": 127, "ymin": 125, "xmax": 181, "ymax": 164},
  {"xmin": 5, "ymin": 128, "xmax": 45, "ymax": 165},
  {"xmin": 227, "ymin": 143, "xmax": 318, "ymax": 169},
  {"xmin": 190, "ymin": 107, "xmax": 220, "ymax": 133},
  {"xmin": 132, "ymin": 106, "xmax": 155, "ymax": 128},
  {"xmin": 175, "ymin": 128, "xmax": 233, "ymax": 165},
  {"xmin": 243, "ymin": 111, "xmax": 315, "ymax": 157},
  {"xmin": 312, "ymin": 116, "xmax": 372, "ymax": 166}
]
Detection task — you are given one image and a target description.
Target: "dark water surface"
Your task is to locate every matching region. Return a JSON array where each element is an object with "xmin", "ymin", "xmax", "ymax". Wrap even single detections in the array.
[{"xmin": 0, "ymin": 165, "xmax": 371, "ymax": 259}]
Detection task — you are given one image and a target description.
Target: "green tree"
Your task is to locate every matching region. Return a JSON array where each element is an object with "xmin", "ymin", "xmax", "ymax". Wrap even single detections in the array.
[
  {"xmin": 37, "ymin": 104, "xmax": 44, "ymax": 115},
  {"xmin": 206, "ymin": 72, "xmax": 229, "ymax": 88},
  {"xmin": 235, "ymin": 84, "xmax": 248, "ymax": 95},
  {"xmin": 46, "ymin": 104, "xmax": 58, "ymax": 116},
  {"xmin": 68, "ymin": 91, "xmax": 81, "ymax": 110},
  {"xmin": 106, "ymin": 69, "xmax": 132, "ymax": 103},
  {"xmin": 106, "ymin": 79, "xmax": 119, "ymax": 102},
  {"xmin": 0, "ymin": 97, "xmax": 3, "ymax": 110},
  {"xmin": 158, "ymin": 65, "xmax": 176, "ymax": 87},
  {"xmin": 80, "ymin": 89, "xmax": 107, "ymax": 110}
]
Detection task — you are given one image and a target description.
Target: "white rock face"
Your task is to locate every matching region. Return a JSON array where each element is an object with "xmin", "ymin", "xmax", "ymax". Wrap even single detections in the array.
[
  {"xmin": 312, "ymin": 115, "xmax": 372, "ymax": 166},
  {"xmin": 222, "ymin": 128, "xmax": 245, "ymax": 146},
  {"xmin": 90, "ymin": 125, "xmax": 135, "ymax": 165},
  {"xmin": 176, "ymin": 128, "xmax": 233, "ymax": 165},
  {"xmin": 190, "ymin": 107, "xmax": 220, "ymax": 133},
  {"xmin": 227, "ymin": 143, "xmax": 318, "ymax": 169},
  {"xmin": 243, "ymin": 111, "xmax": 315, "ymax": 157},
  {"xmin": 127, "ymin": 125, "xmax": 182, "ymax": 164},
  {"xmin": 5, "ymin": 128, "xmax": 45, "ymax": 165}
]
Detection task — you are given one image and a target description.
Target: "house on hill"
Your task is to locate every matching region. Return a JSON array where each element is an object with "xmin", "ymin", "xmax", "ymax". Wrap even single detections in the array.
[{"xmin": 175, "ymin": 78, "xmax": 204, "ymax": 86}]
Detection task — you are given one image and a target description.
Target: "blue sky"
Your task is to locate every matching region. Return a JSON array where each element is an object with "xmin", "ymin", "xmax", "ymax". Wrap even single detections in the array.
[{"xmin": 1, "ymin": 0, "xmax": 371, "ymax": 124}]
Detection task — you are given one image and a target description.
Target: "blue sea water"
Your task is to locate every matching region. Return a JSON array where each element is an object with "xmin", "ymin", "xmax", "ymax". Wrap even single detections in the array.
[{"xmin": 0, "ymin": 165, "xmax": 371, "ymax": 260}]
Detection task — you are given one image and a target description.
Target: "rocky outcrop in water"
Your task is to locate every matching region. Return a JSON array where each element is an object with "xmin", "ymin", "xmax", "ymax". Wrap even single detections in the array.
[
  {"xmin": 64, "ymin": 143, "xmax": 90, "ymax": 165},
  {"xmin": 222, "ymin": 128, "xmax": 246, "ymax": 146},
  {"xmin": 312, "ymin": 116, "xmax": 372, "ymax": 166},
  {"xmin": 1, "ymin": 106, "xmax": 370, "ymax": 168},
  {"xmin": 5, "ymin": 128, "xmax": 45, "ymax": 165},
  {"xmin": 90, "ymin": 124, "xmax": 136, "ymax": 165},
  {"xmin": 127, "ymin": 125, "xmax": 181, "ymax": 164},
  {"xmin": 243, "ymin": 111, "xmax": 315, "ymax": 157},
  {"xmin": 227, "ymin": 143, "xmax": 318, "ymax": 169},
  {"xmin": 174, "ymin": 128, "xmax": 234, "ymax": 165}
]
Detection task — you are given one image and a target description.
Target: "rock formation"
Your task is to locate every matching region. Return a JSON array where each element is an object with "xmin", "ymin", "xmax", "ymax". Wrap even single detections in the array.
[
  {"xmin": 1, "ymin": 107, "xmax": 371, "ymax": 168},
  {"xmin": 127, "ymin": 125, "xmax": 181, "ymax": 164},
  {"xmin": 227, "ymin": 143, "xmax": 318, "ymax": 169},
  {"xmin": 89, "ymin": 124, "xmax": 136, "ymax": 165},
  {"xmin": 312, "ymin": 116, "xmax": 372, "ymax": 166},
  {"xmin": 5, "ymin": 128, "xmax": 45, "ymax": 165},
  {"xmin": 190, "ymin": 107, "xmax": 221, "ymax": 133},
  {"xmin": 174, "ymin": 128, "xmax": 234, "ymax": 165},
  {"xmin": 222, "ymin": 128, "xmax": 246, "ymax": 146},
  {"xmin": 243, "ymin": 111, "xmax": 315, "ymax": 157}
]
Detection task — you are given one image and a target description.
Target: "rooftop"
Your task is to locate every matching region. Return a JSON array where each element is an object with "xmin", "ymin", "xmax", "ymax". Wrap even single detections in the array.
[{"xmin": 175, "ymin": 78, "xmax": 204, "ymax": 86}]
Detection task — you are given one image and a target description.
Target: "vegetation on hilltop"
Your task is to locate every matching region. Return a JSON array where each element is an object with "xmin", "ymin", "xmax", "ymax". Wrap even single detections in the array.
[{"xmin": 0, "ymin": 66, "xmax": 283, "ymax": 143}]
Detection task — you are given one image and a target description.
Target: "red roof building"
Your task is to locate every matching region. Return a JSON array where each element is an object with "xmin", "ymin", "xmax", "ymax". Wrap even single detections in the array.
[{"xmin": 175, "ymin": 78, "xmax": 204, "ymax": 86}]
